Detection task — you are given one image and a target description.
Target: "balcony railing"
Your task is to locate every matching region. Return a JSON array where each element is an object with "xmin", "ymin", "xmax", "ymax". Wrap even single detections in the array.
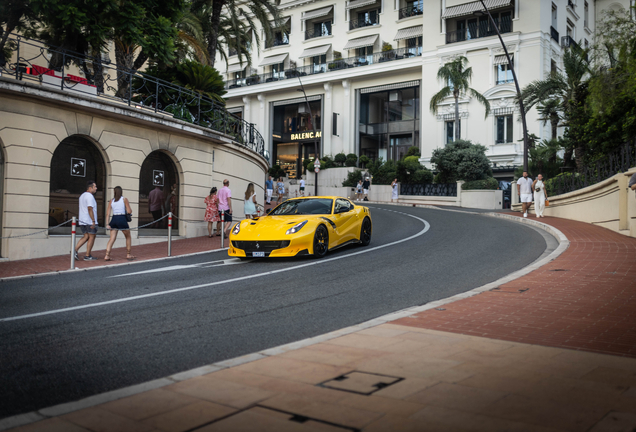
[
  {"xmin": 561, "ymin": 35, "xmax": 580, "ymax": 50},
  {"xmin": 550, "ymin": 26, "xmax": 559, "ymax": 42},
  {"xmin": 446, "ymin": 16, "xmax": 512, "ymax": 44},
  {"xmin": 305, "ymin": 27, "xmax": 332, "ymax": 40},
  {"xmin": 265, "ymin": 38, "xmax": 289, "ymax": 49},
  {"xmin": 496, "ymin": 78, "xmax": 514, "ymax": 85},
  {"xmin": 349, "ymin": 12, "xmax": 380, "ymax": 30},
  {"xmin": 398, "ymin": 5, "xmax": 423, "ymax": 19},
  {"xmin": 1, "ymin": 34, "xmax": 269, "ymax": 160},
  {"xmin": 225, "ymin": 46, "xmax": 422, "ymax": 89}
]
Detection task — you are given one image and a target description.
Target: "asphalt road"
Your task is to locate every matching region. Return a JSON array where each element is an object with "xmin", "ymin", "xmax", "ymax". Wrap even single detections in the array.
[{"xmin": 0, "ymin": 205, "xmax": 552, "ymax": 420}]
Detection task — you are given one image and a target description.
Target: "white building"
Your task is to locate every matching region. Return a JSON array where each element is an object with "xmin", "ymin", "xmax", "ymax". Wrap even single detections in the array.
[{"xmin": 220, "ymin": 0, "xmax": 633, "ymax": 181}]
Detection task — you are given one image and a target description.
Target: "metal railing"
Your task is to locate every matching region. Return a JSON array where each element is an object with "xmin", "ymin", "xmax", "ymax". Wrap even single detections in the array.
[
  {"xmin": 549, "ymin": 141, "xmax": 636, "ymax": 196},
  {"xmin": 398, "ymin": 5, "xmax": 423, "ymax": 19},
  {"xmin": 225, "ymin": 46, "xmax": 422, "ymax": 89},
  {"xmin": 265, "ymin": 38, "xmax": 289, "ymax": 49},
  {"xmin": 446, "ymin": 17, "xmax": 512, "ymax": 44},
  {"xmin": 400, "ymin": 183, "xmax": 458, "ymax": 196},
  {"xmin": 550, "ymin": 26, "xmax": 559, "ymax": 42},
  {"xmin": 305, "ymin": 27, "xmax": 332, "ymax": 40},
  {"xmin": 349, "ymin": 12, "xmax": 380, "ymax": 30},
  {"xmin": 496, "ymin": 78, "xmax": 515, "ymax": 85},
  {"xmin": 1, "ymin": 34, "xmax": 269, "ymax": 160},
  {"xmin": 561, "ymin": 35, "xmax": 580, "ymax": 50}
]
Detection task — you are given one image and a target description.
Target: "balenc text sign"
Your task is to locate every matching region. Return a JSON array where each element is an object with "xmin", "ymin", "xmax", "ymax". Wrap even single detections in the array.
[{"xmin": 290, "ymin": 131, "xmax": 322, "ymax": 141}]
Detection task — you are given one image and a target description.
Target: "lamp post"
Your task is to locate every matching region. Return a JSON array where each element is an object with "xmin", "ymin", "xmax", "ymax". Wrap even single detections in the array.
[
  {"xmin": 297, "ymin": 77, "xmax": 319, "ymax": 196},
  {"xmin": 475, "ymin": 1, "xmax": 529, "ymax": 172}
]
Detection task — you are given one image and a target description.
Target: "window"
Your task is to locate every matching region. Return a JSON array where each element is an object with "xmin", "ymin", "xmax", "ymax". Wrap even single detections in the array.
[
  {"xmin": 311, "ymin": 55, "xmax": 326, "ymax": 73},
  {"xmin": 307, "ymin": 21, "xmax": 331, "ymax": 39},
  {"xmin": 551, "ymin": 59, "xmax": 557, "ymax": 74},
  {"xmin": 446, "ymin": 120, "xmax": 459, "ymax": 144},
  {"xmin": 567, "ymin": 19, "xmax": 575, "ymax": 39},
  {"xmin": 496, "ymin": 62, "xmax": 514, "ymax": 85},
  {"xmin": 584, "ymin": 2, "xmax": 589, "ymax": 27},
  {"xmin": 448, "ymin": 10, "xmax": 511, "ymax": 43},
  {"xmin": 496, "ymin": 115, "xmax": 513, "ymax": 143},
  {"xmin": 406, "ymin": 36, "xmax": 422, "ymax": 56},
  {"xmin": 356, "ymin": 46, "xmax": 373, "ymax": 64},
  {"xmin": 552, "ymin": 3, "xmax": 558, "ymax": 28}
]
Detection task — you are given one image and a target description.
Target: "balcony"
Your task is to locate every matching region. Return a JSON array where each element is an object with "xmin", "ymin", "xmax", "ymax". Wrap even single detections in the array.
[
  {"xmin": 561, "ymin": 35, "xmax": 580, "ymax": 50},
  {"xmin": 265, "ymin": 38, "xmax": 289, "ymax": 49},
  {"xmin": 224, "ymin": 46, "xmax": 422, "ymax": 89},
  {"xmin": 550, "ymin": 26, "xmax": 559, "ymax": 42},
  {"xmin": 398, "ymin": 5, "xmax": 423, "ymax": 19},
  {"xmin": 446, "ymin": 17, "xmax": 512, "ymax": 44},
  {"xmin": 305, "ymin": 27, "xmax": 332, "ymax": 40},
  {"xmin": 349, "ymin": 12, "xmax": 380, "ymax": 30}
]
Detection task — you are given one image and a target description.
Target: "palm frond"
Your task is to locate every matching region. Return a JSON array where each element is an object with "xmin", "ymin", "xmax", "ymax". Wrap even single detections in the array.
[{"xmin": 429, "ymin": 86, "xmax": 453, "ymax": 114}]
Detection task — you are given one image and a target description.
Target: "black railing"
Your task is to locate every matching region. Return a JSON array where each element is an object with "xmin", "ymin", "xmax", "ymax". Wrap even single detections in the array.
[
  {"xmin": 225, "ymin": 46, "xmax": 422, "ymax": 89},
  {"xmin": 400, "ymin": 183, "xmax": 458, "ymax": 196},
  {"xmin": 398, "ymin": 5, "xmax": 423, "ymax": 19},
  {"xmin": 305, "ymin": 27, "xmax": 332, "ymax": 40},
  {"xmin": 265, "ymin": 38, "xmax": 289, "ymax": 49},
  {"xmin": 550, "ymin": 141, "xmax": 636, "ymax": 196},
  {"xmin": 561, "ymin": 35, "xmax": 580, "ymax": 50},
  {"xmin": 2, "ymin": 34, "xmax": 269, "ymax": 160},
  {"xmin": 446, "ymin": 17, "xmax": 512, "ymax": 44},
  {"xmin": 349, "ymin": 12, "xmax": 380, "ymax": 30},
  {"xmin": 496, "ymin": 78, "xmax": 515, "ymax": 85},
  {"xmin": 550, "ymin": 26, "xmax": 559, "ymax": 42}
]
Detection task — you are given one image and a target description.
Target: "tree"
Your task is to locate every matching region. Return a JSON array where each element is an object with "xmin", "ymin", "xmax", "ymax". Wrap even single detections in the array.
[
  {"xmin": 537, "ymin": 98, "xmax": 561, "ymax": 140},
  {"xmin": 0, "ymin": 0, "xmax": 37, "ymax": 63},
  {"xmin": 429, "ymin": 56, "xmax": 491, "ymax": 141},
  {"xmin": 430, "ymin": 140, "xmax": 492, "ymax": 183},
  {"xmin": 192, "ymin": 0, "xmax": 281, "ymax": 67}
]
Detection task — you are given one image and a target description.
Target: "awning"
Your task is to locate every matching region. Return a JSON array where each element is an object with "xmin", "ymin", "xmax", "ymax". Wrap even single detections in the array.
[
  {"xmin": 227, "ymin": 63, "xmax": 247, "ymax": 73},
  {"xmin": 270, "ymin": 16, "xmax": 291, "ymax": 26},
  {"xmin": 302, "ymin": 6, "xmax": 333, "ymax": 21},
  {"xmin": 343, "ymin": 34, "xmax": 379, "ymax": 50},
  {"xmin": 299, "ymin": 44, "xmax": 331, "ymax": 59},
  {"xmin": 494, "ymin": 54, "xmax": 513, "ymax": 65},
  {"xmin": 441, "ymin": 0, "xmax": 513, "ymax": 19},
  {"xmin": 346, "ymin": 0, "xmax": 378, "ymax": 10},
  {"xmin": 394, "ymin": 25, "xmax": 423, "ymax": 41},
  {"xmin": 258, "ymin": 53, "xmax": 288, "ymax": 67}
]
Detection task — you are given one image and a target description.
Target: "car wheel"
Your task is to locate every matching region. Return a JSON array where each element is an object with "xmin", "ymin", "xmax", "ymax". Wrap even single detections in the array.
[
  {"xmin": 313, "ymin": 225, "xmax": 329, "ymax": 258},
  {"xmin": 359, "ymin": 217, "xmax": 372, "ymax": 246}
]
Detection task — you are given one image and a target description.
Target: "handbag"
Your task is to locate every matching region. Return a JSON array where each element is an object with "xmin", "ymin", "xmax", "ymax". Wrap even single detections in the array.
[
  {"xmin": 545, "ymin": 199, "xmax": 550, "ymax": 207},
  {"xmin": 126, "ymin": 213, "xmax": 132, "ymax": 222}
]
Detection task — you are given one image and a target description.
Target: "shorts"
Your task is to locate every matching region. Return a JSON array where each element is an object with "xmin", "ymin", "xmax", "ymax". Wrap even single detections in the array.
[
  {"xmin": 219, "ymin": 209, "xmax": 233, "ymax": 223},
  {"xmin": 299, "ymin": 187, "xmax": 305, "ymax": 191},
  {"xmin": 363, "ymin": 189, "xmax": 369, "ymax": 195},
  {"xmin": 151, "ymin": 210, "xmax": 162, "ymax": 221},
  {"xmin": 520, "ymin": 193, "xmax": 533, "ymax": 203},
  {"xmin": 109, "ymin": 215, "xmax": 129, "ymax": 230},
  {"xmin": 80, "ymin": 224, "xmax": 98, "ymax": 235}
]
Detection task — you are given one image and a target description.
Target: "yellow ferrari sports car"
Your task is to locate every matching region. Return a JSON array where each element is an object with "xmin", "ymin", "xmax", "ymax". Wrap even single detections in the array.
[{"xmin": 228, "ymin": 196, "xmax": 372, "ymax": 258}]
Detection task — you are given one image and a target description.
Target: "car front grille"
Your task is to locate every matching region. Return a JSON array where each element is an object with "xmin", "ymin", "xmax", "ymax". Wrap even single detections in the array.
[{"xmin": 232, "ymin": 240, "xmax": 290, "ymax": 253}]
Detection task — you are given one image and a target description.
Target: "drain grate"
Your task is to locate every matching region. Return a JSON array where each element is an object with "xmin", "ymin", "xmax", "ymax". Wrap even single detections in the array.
[{"xmin": 319, "ymin": 371, "xmax": 403, "ymax": 395}]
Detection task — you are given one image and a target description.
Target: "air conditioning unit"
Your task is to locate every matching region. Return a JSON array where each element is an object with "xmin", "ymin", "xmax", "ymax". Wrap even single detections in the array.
[{"xmin": 389, "ymin": 91, "xmax": 402, "ymax": 102}]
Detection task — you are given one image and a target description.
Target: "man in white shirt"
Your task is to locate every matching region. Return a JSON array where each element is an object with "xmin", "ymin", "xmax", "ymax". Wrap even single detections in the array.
[
  {"xmin": 299, "ymin": 178, "xmax": 305, "ymax": 196},
  {"xmin": 75, "ymin": 181, "xmax": 99, "ymax": 260},
  {"xmin": 516, "ymin": 171, "xmax": 534, "ymax": 218}
]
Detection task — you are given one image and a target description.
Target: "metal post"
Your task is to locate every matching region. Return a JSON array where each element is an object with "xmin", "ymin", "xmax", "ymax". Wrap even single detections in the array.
[
  {"xmin": 221, "ymin": 221, "xmax": 224, "ymax": 248},
  {"xmin": 70, "ymin": 217, "xmax": 76, "ymax": 270},
  {"xmin": 168, "ymin": 212, "xmax": 172, "ymax": 257}
]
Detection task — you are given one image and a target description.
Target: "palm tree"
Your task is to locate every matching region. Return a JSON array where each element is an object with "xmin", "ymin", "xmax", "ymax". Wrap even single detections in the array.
[
  {"xmin": 429, "ymin": 56, "xmax": 491, "ymax": 141},
  {"xmin": 536, "ymin": 98, "xmax": 561, "ymax": 140}
]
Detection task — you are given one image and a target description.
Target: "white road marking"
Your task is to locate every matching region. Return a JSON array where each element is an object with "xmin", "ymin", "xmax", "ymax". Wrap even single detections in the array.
[
  {"xmin": 109, "ymin": 259, "xmax": 245, "ymax": 278},
  {"xmin": 0, "ymin": 210, "xmax": 430, "ymax": 323}
]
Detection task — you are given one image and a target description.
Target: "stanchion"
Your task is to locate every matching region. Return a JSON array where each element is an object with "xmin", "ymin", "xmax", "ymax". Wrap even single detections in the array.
[
  {"xmin": 70, "ymin": 217, "xmax": 76, "ymax": 269},
  {"xmin": 168, "ymin": 212, "xmax": 172, "ymax": 257},
  {"xmin": 221, "ymin": 221, "xmax": 224, "ymax": 249}
]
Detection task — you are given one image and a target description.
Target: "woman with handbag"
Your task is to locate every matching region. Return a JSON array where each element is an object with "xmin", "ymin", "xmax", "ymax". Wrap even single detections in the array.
[
  {"xmin": 104, "ymin": 186, "xmax": 135, "ymax": 260},
  {"xmin": 532, "ymin": 174, "xmax": 548, "ymax": 218}
]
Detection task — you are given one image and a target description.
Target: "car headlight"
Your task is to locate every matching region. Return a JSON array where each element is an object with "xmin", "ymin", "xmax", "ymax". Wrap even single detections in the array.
[
  {"xmin": 232, "ymin": 222, "xmax": 241, "ymax": 235},
  {"xmin": 286, "ymin": 220, "xmax": 308, "ymax": 235}
]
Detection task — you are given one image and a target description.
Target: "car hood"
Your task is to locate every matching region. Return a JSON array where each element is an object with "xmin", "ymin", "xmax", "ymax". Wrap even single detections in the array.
[{"xmin": 234, "ymin": 215, "xmax": 328, "ymax": 236}]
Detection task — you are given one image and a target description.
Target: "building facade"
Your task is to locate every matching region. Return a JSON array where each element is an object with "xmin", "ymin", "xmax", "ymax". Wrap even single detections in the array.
[{"xmin": 221, "ymin": 0, "xmax": 634, "ymax": 180}]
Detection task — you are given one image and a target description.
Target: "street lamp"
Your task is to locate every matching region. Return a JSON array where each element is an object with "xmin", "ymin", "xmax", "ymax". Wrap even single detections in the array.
[
  {"xmin": 475, "ymin": 1, "xmax": 529, "ymax": 172},
  {"xmin": 296, "ymin": 77, "xmax": 319, "ymax": 196}
]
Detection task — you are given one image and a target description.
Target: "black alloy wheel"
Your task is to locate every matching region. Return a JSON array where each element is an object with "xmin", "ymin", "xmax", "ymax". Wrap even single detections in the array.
[
  {"xmin": 359, "ymin": 217, "xmax": 372, "ymax": 246},
  {"xmin": 313, "ymin": 225, "xmax": 329, "ymax": 258}
]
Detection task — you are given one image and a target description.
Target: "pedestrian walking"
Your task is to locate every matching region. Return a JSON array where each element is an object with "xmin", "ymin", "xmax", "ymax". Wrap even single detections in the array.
[
  {"xmin": 532, "ymin": 174, "xmax": 548, "ymax": 218},
  {"xmin": 362, "ymin": 177, "xmax": 370, "ymax": 201},
  {"xmin": 517, "ymin": 171, "xmax": 533, "ymax": 218},
  {"xmin": 204, "ymin": 187, "xmax": 221, "ymax": 237},
  {"xmin": 74, "ymin": 180, "xmax": 99, "ymax": 260},
  {"xmin": 148, "ymin": 185, "xmax": 163, "ymax": 228},
  {"xmin": 244, "ymin": 183, "xmax": 259, "ymax": 219},
  {"xmin": 276, "ymin": 177, "xmax": 285, "ymax": 204},
  {"xmin": 265, "ymin": 175, "xmax": 274, "ymax": 204},
  {"xmin": 218, "ymin": 179, "xmax": 233, "ymax": 238},
  {"xmin": 356, "ymin": 180, "xmax": 363, "ymax": 201},
  {"xmin": 630, "ymin": 172, "xmax": 636, "ymax": 196},
  {"xmin": 299, "ymin": 178, "xmax": 305, "ymax": 196},
  {"xmin": 104, "ymin": 186, "xmax": 135, "ymax": 261},
  {"xmin": 391, "ymin": 178, "xmax": 399, "ymax": 203}
]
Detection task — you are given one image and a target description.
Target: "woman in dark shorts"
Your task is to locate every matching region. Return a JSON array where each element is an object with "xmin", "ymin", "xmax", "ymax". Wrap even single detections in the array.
[{"xmin": 105, "ymin": 186, "xmax": 135, "ymax": 261}]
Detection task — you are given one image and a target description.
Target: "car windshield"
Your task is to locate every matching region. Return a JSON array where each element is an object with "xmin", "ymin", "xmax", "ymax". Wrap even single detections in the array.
[{"xmin": 270, "ymin": 198, "xmax": 333, "ymax": 215}]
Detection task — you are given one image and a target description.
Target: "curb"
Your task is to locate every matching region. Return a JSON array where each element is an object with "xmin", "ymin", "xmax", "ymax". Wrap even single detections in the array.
[{"xmin": 0, "ymin": 207, "xmax": 569, "ymax": 431}]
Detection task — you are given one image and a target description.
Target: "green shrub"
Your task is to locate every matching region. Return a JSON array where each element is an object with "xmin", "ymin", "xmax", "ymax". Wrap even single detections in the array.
[
  {"xmin": 366, "ymin": 158, "xmax": 397, "ymax": 184},
  {"xmin": 397, "ymin": 158, "xmax": 433, "ymax": 184},
  {"xmin": 342, "ymin": 169, "xmax": 363, "ymax": 187},
  {"xmin": 359, "ymin": 155, "xmax": 370, "ymax": 167},
  {"xmin": 461, "ymin": 177, "xmax": 499, "ymax": 190},
  {"xmin": 406, "ymin": 146, "xmax": 421, "ymax": 157},
  {"xmin": 268, "ymin": 165, "xmax": 286, "ymax": 179},
  {"xmin": 320, "ymin": 155, "xmax": 336, "ymax": 169},
  {"xmin": 345, "ymin": 153, "xmax": 358, "ymax": 167},
  {"xmin": 431, "ymin": 140, "xmax": 492, "ymax": 183},
  {"xmin": 334, "ymin": 153, "xmax": 347, "ymax": 166}
]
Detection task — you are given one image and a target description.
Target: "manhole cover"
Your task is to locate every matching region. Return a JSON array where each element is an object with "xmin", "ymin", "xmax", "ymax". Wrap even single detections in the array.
[{"xmin": 319, "ymin": 371, "xmax": 403, "ymax": 395}]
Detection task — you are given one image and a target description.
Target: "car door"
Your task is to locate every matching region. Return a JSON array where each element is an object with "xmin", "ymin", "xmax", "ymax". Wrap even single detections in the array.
[{"xmin": 332, "ymin": 198, "xmax": 356, "ymax": 243}]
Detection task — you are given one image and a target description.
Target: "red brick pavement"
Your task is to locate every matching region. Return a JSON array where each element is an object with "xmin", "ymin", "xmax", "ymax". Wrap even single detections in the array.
[{"xmin": 394, "ymin": 214, "xmax": 636, "ymax": 358}]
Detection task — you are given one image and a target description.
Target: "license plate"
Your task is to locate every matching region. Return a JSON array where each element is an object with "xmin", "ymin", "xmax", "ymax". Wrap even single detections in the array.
[{"xmin": 252, "ymin": 252, "xmax": 265, "ymax": 257}]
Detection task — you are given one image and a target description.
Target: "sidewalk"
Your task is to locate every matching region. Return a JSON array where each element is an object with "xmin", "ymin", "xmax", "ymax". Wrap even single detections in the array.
[{"xmin": 5, "ymin": 213, "xmax": 636, "ymax": 432}]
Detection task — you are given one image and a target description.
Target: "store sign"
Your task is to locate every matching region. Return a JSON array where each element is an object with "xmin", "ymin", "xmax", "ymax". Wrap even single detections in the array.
[
  {"xmin": 71, "ymin": 158, "xmax": 86, "ymax": 177},
  {"xmin": 289, "ymin": 131, "xmax": 322, "ymax": 141},
  {"xmin": 153, "ymin": 170, "xmax": 164, "ymax": 187}
]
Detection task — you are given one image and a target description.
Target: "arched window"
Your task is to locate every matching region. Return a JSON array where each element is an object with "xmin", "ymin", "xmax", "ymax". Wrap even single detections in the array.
[
  {"xmin": 139, "ymin": 151, "xmax": 179, "ymax": 235},
  {"xmin": 49, "ymin": 136, "xmax": 106, "ymax": 233}
]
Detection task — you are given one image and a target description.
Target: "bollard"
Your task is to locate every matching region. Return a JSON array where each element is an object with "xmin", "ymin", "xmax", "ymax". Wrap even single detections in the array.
[
  {"xmin": 221, "ymin": 221, "xmax": 224, "ymax": 248},
  {"xmin": 70, "ymin": 217, "xmax": 76, "ymax": 270},
  {"xmin": 168, "ymin": 212, "xmax": 172, "ymax": 256}
]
